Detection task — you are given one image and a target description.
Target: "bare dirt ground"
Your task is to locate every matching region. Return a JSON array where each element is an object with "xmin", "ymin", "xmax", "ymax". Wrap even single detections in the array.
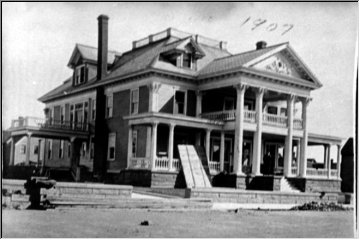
[{"xmin": 2, "ymin": 208, "xmax": 355, "ymax": 238}]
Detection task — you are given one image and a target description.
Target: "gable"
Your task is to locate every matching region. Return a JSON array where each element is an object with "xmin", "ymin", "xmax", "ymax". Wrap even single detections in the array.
[{"xmin": 252, "ymin": 51, "xmax": 303, "ymax": 79}]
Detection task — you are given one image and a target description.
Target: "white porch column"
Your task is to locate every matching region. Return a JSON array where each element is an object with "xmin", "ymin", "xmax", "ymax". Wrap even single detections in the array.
[
  {"xmin": 205, "ymin": 129, "xmax": 211, "ymax": 161},
  {"xmin": 300, "ymin": 97, "xmax": 310, "ymax": 177},
  {"xmin": 25, "ymin": 133, "xmax": 32, "ymax": 166},
  {"xmin": 296, "ymin": 139, "xmax": 301, "ymax": 176},
  {"xmin": 168, "ymin": 123, "xmax": 175, "ymax": 170},
  {"xmin": 196, "ymin": 91, "xmax": 203, "ymax": 117},
  {"xmin": 220, "ymin": 131, "xmax": 225, "ymax": 172},
  {"xmin": 284, "ymin": 94, "xmax": 295, "ymax": 177},
  {"xmin": 151, "ymin": 122, "xmax": 159, "ymax": 170},
  {"xmin": 148, "ymin": 83, "xmax": 161, "ymax": 112},
  {"xmin": 326, "ymin": 144, "xmax": 331, "ymax": 178},
  {"xmin": 9, "ymin": 137, "xmax": 15, "ymax": 166},
  {"xmin": 233, "ymin": 83, "xmax": 246, "ymax": 175},
  {"xmin": 337, "ymin": 144, "xmax": 342, "ymax": 179},
  {"xmin": 127, "ymin": 124, "xmax": 133, "ymax": 168},
  {"xmin": 252, "ymin": 87, "xmax": 264, "ymax": 176}
]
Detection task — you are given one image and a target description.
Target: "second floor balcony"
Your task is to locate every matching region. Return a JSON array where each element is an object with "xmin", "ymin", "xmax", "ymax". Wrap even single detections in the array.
[
  {"xmin": 200, "ymin": 110, "xmax": 303, "ymax": 129},
  {"xmin": 9, "ymin": 116, "xmax": 91, "ymax": 136}
]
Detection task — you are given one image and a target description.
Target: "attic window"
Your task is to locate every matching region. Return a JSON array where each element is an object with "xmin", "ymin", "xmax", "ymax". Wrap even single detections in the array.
[
  {"xmin": 182, "ymin": 53, "xmax": 192, "ymax": 68},
  {"xmin": 74, "ymin": 65, "xmax": 87, "ymax": 86}
]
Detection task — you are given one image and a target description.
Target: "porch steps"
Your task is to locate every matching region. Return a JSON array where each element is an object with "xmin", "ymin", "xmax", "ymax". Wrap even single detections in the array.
[
  {"xmin": 178, "ymin": 145, "xmax": 212, "ymax": 188},
  {"xmin": 280, "ymin": 177, "xmax": 301, "ymax": 193}
]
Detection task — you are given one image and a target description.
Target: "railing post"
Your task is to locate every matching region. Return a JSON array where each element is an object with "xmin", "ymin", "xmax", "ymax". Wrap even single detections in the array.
[
  {"xmin": 326, "ymin": 144, "xmax": 331, "ymax": 179},
  {"xmin": 9, "ymin": 137, "xmax": 15, "ymax": 166}
]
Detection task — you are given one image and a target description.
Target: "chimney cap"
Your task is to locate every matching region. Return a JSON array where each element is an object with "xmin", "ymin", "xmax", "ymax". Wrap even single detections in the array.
[
  {"xmin": 256, "ymin": 41, "xmax": 267, "ymax": 50},
  {"xmin": 98, "ymin": 14, "xmax": 109, "ymax": 20}
]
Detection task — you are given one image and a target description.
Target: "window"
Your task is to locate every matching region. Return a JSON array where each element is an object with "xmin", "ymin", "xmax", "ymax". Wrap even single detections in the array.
[
  {"xmin": 75, "ymin": 65, "xmax": 86, "ymax": 85},
  {"xmin": 81, "ymin": 142, "xmax": 87, "ymax": 156},
  {"xmin": 107, "ymin": 133, "xmax": 116, "ymax": 161},
  {"xmin": 68, "ymin": 143, "xmax": 71, "ymax": 158},
  {"xmin": 174, "ymin": 91, "xmax": 186, "ymax": 114},
  {"xmin": 183, "ymin": 53, "xmax": 192, "ymax": 68},
  {"xmin": 91, "ymin": 99, "xmax": 96, "ymax": 120},
  {"xmin": 106, "ymin": 95, "xmax": 113, "ymax": 118},
  {"xmin": 223, "ymin": 97, "xmax": 235, "ymax": 110},
  {"xmin": 132, "ymin": 130, "xmax": 138, "ymax": 157},
  {"xmin": 90, "ymin": 137, "xmax": 94, "ymax": 159},
  {"xmin": 20, "ymin": 145, "xmax": 26, "ymax": 154},
  {"xmin": 267, "ymin": 106, "xmax": 278, "ymax": 115},
  {"xmin": 60, "ymin": 106, "xmax": 65, "ymax": 124},
  {"xmin": 59, "ymin": 140, "xmax": 64, "ymax": 158},
  {"xmin": 244, "ymin": 100, "xmax": 254, "ymax": 111},
  {"xmin": 48, "ymin": 140, "xmax": 53, "ymax": 159},
  {"xmin": 34, "ymin": 145, "xmax": 39, "ymax": 154},
  {"xmin": 280, "ymin": 107, "xmax": 287, "ymax": 117},
  {"xmin": 210, "ymin": 138, "xmax": 220, "ymax": 162},
  {"xmin": 130, "ymin": 89, "xmax": 139, "ymax": 115}
]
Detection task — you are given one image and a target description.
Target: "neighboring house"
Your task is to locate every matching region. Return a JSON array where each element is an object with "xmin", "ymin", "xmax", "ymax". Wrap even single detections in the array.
[
  {"xmin": 4, "ymin": 15, "xmax": 344, "ymax": 192},
  {"xmin": 341, "ymin": 138, "xmax": 354, "ymax": 193}
]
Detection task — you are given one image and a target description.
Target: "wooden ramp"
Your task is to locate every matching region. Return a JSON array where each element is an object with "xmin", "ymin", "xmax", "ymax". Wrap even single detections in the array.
[{"xmin": 177, "ymin": 145, "xmax": 212, "ymax": 188}]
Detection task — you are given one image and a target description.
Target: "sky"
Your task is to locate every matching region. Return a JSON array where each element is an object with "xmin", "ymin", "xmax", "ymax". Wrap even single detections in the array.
[{"xmin": 2, "ymin": 2, "xmax": 358, "ymax": 142}]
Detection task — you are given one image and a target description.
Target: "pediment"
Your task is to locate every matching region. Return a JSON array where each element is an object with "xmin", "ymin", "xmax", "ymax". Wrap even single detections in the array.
[{"xmin": 252, "ymin": 51, "xmax": 303, "ymax": 79}]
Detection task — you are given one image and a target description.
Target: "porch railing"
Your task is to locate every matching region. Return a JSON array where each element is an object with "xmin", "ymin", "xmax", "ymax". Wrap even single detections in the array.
[
  {"xmin": 172, "ymin": 158, "xmax": 181, "ymax": 171},
  {"xmin": 200, "ymin": 110, "xmax": 235, "ymax": 121},
  {"xmin": 10, "ymin": 117, "xmax": 89, "ymax": 132},
  {"xmin": 306, "ymin": 168, "xmax": 328, "ymax": 177},
  {"xmin": 293, "ymin": 118, "xmax": 303, "ymax": 129},
  {"xmin": 208, "ymin": 161, "xmax": 221, "ymax": 173},
  {"xmin": 244, "ymin": 110, "xmax": 256, "ymax": 123},
  {"xmin": 129, "ymin": 157, "xmax": 150, "ymax": 169},
  {"xmin": 263, "ymin": 113, "xmax": 287, "ymax": 127},
  {"xmin": 155, "ymin": 157, "xmax": 170, "ymax": 170},
  {"xmin": 291, "ymin": 167, "xmax": 298, "ymax": 175}
]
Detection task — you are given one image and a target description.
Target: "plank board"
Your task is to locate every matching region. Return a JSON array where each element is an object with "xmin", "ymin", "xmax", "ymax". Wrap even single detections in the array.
[{"xmin": 177, "ymin": 145, "xmax": 212, "ymax": 188}]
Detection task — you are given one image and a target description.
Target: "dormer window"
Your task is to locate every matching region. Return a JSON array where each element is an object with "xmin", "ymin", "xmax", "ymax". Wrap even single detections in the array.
[
  {"xmin": 182, "ymin": 53, "xmax": 192, "ymax": 69},
  {"xmin": 74, "ymin": 64, "xmax": 86, "ymax": 86}
]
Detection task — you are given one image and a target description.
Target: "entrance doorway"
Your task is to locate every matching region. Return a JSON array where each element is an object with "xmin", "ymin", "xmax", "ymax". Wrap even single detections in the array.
[{"xmin": 262, "ymin": 143, "xmax": 284, "ymax": 175}]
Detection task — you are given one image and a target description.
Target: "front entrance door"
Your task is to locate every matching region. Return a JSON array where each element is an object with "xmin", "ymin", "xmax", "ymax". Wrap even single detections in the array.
[{"xmin": 262, "ymin": 143, "xmax": 284, "ymax": 175}]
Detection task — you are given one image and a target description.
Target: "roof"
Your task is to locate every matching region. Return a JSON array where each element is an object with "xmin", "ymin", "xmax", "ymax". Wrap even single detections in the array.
[
  {"xmin": 39, "ymin": 30, "xmax": 322, "ymax": 103},
  {"xmin": 198, "ymin": 43, "xmax": 287, "ymax": 76},
  {"xmin": 67, "ymin": 44, "xmax": 122, "ymax": 68}
]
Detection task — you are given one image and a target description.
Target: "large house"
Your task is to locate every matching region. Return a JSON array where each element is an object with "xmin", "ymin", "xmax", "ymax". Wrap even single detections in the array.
[{"xmin": 4, "ymin": 15, "xmax": 343, "ymax": 192}]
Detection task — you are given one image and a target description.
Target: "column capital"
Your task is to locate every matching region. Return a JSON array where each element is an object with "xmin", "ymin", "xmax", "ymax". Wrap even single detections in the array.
[
  {"xmin": 151, "ymin": 121, "xmax": 159, "ymax": 127},
  {"xmin": 256, "ymin": 87, "xmax": 266, "ymax": 95},
  {"xmin": 148, "ymin": 82, "xmax": 161, "ymax": 93},
  {"xmin": 300, "ymin": 96, "xmax": 312, "ymax": 106},
  {"xmin": 27, "ymin": 133, "xmax": 33, "ymax": 137},
  {"xmin": 234, "ymin": 83, "xmax": 248, "ymax": 93},
  {"xmin": 70, "ymin": 137, "xmax": 77, "ymax": 142},
  {"xmin": 195, "ymin": 90, "xmax": 203, "ymax": 97},
  {"xmin": 168, "ymin": 122, "xmax": 176, "ymax": 129},
  {"xmin": 288, "ymin": 94, "xmax": 296, "ymax": 101}
]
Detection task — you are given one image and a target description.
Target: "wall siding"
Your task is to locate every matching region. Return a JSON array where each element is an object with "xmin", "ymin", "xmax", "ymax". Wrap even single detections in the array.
[
  {"xmin": 107, "ymin": 89, "xmax": 130, "ymax": 170},
  {"xmin": 158, "ymin": 84, "xmax": 174, "ymax": 113}
]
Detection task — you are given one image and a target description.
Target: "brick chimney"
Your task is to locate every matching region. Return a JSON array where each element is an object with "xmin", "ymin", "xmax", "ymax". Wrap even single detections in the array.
[
  {"xmin": 256, "ymin": 41, "xmax": 267, "ymax": 50},
  {"xmin": 97, "ymin": 15, "xmax": 109, "ymax": 81}
]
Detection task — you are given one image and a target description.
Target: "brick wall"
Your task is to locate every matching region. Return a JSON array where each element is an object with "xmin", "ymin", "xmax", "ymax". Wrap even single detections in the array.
[{"xmin": 107, "ymin": 89, "xmax": 130, "ymax": 170}]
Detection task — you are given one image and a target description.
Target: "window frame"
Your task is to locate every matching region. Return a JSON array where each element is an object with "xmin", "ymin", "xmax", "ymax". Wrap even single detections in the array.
[
  {"xmin": 74, "ymin": 64, "xmax": 86, "ymax": 86},
  {"xmin": 91, "ymin": 99, "xmax": 96, "ymax": 120},
  {"xmin": 106, "ymin": 94, "xmax": 113, "ymax": 118},
  {"xmin": 107, "ymin": 133, "xmax": 116, "ymax": 161},
  {"xmin": 173, "ymin": 90, "xmax": 187, "ymax": 115},
  {"xmin": 132, "ymin": 130, "xmax": 138, "ymax": 158},
  {"xmin": 130, "ymin": 88, "xmax": 139, "ymax": 115}
]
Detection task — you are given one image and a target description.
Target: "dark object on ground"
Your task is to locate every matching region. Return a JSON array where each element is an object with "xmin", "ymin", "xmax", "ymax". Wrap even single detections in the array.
[
  {"xmin": 290, "ymin": 201, "xmax": 346, "ymax": 211},
  {"xmin": 24, "ymin": 177, "xmax": 56, "ymax": 209},
  {"xmin": 140, "ymin": 220, "xmax": 150, "ymax": 226}
]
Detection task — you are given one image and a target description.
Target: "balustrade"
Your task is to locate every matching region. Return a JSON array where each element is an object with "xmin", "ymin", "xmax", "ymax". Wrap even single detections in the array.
[
  {"xmin": 129, "ymin": 157, "xmax": 150, "ymax": 169},
  {"xmin": 155, "ymin": 157, "xmax": 170, "ymax": 170},
  {"xmin": 263, "ymin": 113, "xmax": 288, "ymax": 127},
  {"xmin": 208, "ymin": 161, "xmax": 221, "ymax": 173}
]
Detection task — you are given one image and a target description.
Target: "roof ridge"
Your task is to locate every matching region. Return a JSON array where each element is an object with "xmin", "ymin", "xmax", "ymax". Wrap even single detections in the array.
[
  {"xmin": 75, "ymin": 43, "xmax": 121, "ymax": 55},
  {"xmin": 211, "ymin": 42, "xmax": 289, "ymax": 62}
]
